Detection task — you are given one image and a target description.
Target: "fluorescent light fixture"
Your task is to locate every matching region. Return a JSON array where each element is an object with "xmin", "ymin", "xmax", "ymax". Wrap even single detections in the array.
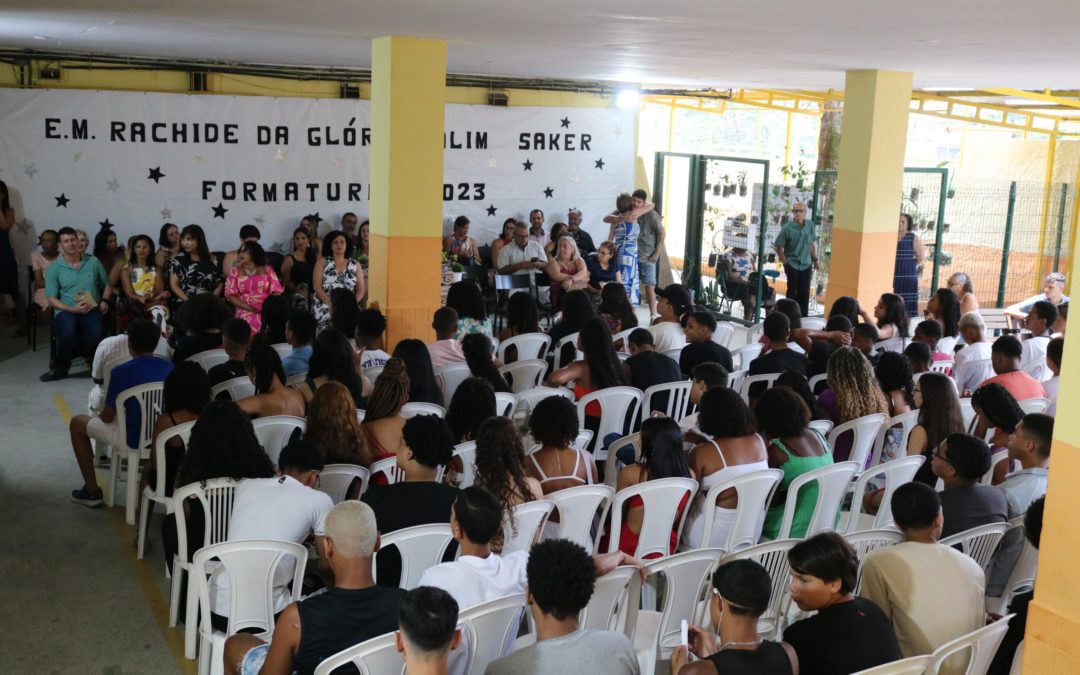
[
  {"xmin": 1003, "ymin": 98, "xmax": 1057, "ymax": 107},
  {"xmin": 922, "ymin": 87, "xmax": 976, "ymax": 92},
  {"xmin": 616, "ymin": 89, "xmax": 641, "ymax": 108}
]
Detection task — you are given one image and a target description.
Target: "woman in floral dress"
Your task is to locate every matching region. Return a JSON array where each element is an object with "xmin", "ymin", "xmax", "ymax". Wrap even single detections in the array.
[
  {"xmin": 225, "ymin": 241, "xmax": 284, "ymax": 331},
  {"xmin": 313, "ymin": 230, "xmax": 364, "ymax": 328}
]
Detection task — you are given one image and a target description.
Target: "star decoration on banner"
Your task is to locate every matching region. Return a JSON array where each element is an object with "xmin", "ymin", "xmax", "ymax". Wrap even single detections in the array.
[
  {"xmin": 73, "ymin": 152, "xmax": 84, "ymax": 162},
  {"xmin": 270, "ymin": 241, "xmax": 288, "ymax": 254},
  {"xmin": 99, "ymin": 218, "xmax": 114, "ymax": 229},
  {"xmin": 160, "ymin": 207, "xmax": 173, "ymax": 220},
  {"xmin": 594, "ymin": 158, "xmax": 605, "ymax": 170},
  {"xmin": 333, "ymin": 155, "xmax": 345, "ymax": 168},
  {"xmin": 212, "ymin": 202, "xmax": 228, "ymax": 219},
  {"xmin": 613, "ymin": 127, "xmax": 624, "ymax": 137},
  {"xmin": 24, "ymin": 164, "xmax": 38, "ymax": 179},
  {"xmin": 274, "ymin": 148, "xmax": 288, "ymax": 163},
  {"xmin": 488, "ymin": 158, "xmax": 498, "ymax": 168},
  {"xmin": 254, "ymin": 215, "xmax": 266, "ymax": 227},
  {"xmin": 14, "ymin": 219, "xmax": 31, "ymax": 235},
  {"xmin": 148, "ymin": 167, "xmax": 165, "ymax": 183},
  {"xmin": 543, "ymin": 187, "xmax": 555, "ymax": 198},
  {"xmin": 107, "ymin": 178, "xmax": 120, "ymax": 192},
  {"xmin": 55, "ymin": 193, "xmax": 70, "ymax": 208},
  {"xmin": 522, "ymin": 159, "xmax": 533, "ymax": 171},
  {"xmin": 560, "ymin": 117, "xmax": 571, "ymax": 128},
  {"xmin": 195, "ymin": 154, "xmax": 206, "ymax": 164},
  {"xmin": 486, "ymin": 204, "xmax": 498, "ymax": 216}
]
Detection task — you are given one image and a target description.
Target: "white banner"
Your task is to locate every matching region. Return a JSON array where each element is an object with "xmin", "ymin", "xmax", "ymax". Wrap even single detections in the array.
[{"xmin": 0, "ymin": 88, "xmax": 634, "ymax": 261}]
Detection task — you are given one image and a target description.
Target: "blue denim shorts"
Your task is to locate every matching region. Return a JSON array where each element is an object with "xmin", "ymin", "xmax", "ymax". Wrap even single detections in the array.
[
  {"xmin": 639, "ymin": 260, "xmax": 657, "ymax": 286},
  {"xmin": 241, "ymin": 643, "xmax": 270, "ymax": 675}
]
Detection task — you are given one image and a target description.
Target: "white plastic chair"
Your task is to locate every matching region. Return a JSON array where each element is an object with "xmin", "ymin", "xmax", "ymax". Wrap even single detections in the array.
[
  {"xmin": 314, "ymin": 631, "xmax": 403, "ymax": 675},
  {"xmin": 842, "ymin": 455, "xmax": 925, "ymax": 533},
  {"xmin": 547, "ymin": 484, "xmax": 615, "ymax": 553},
  {"xmin": 712, "ymin": 323, "xmax": 736, "ymax": 348},
  {"xmin": 401, "ymin": 402, "xmax": 446, "ymax": 418},
  {"xmin": 982, "ymin": 449, "xmax": 1013, "ymax": 485},
  {"xmin": 110, "ymin": 382, "xmax": 165, "ymax": 524},
  {"xmin": 603, "ymin": 433, "xmax": 639, "ymax": 487},
  {"xmin": 451, "ymin": 441, "xmax": 478, "ymax": 489},
  {"xmin": 930, "ymin": 359, "xmax": 955, "ymax": 374},
  {"xmin": 927, "ymin": 614, "xmax": 1015, "ymax": 675},
  {"xmin": 494, "ymin": 391, "xmax": 518, "ymax": 417},
  {"xmin": 285, "ymin": 372, "xmax": 308, "ymax": 388},
  {"xmin": 581, "ymin": 565, "xmax": 638, "ymax": 633},
  {"xmin": 209, "ymin": 376, "xmax": 256, "ymax": 402},
  {"xmin": 498, "ymin": 359, "xmax": 547, "ymax": 393},
  {"xmin": 553, "ymin": 332, "xmax": 581, "ymax": 371},
  {"xmin": 869, "ymin": 410, "xmax": 920, "ymax": 468},
  {"xmin": 192, "ymin": 540, "xmax": 307, "ymax": 675},
  {"xmin": 721, "ymin": 539, "xmax": 799, "ymax": 639},
  {"xmin": 355, "ymin": 408, "xmax": 366, "ymax": 423},
  {"xmin": 959, "ymin": 398, "xmax": 977, "ymax": 433},
  {"xmin": 937, "ymin": 336, "xmax": 959, "ymax": 355},
  {"xmin": 807, "ymin": 373, "xmax": 829, "ymax": 393},
  {"xmin": 745, "ymin": 322, "xmax": 765, "ymax": 346},
  {"xmin": 774, "ymin": 461, "xmax": 860, "ymax": 539},
  {"xmin": 458, "ymin": 593, "xmax": 528, "ymax": 675},
  {"xmin": 606, "ymin": 477, "xmax": 698, "ymax": 559},
  {"xmin": 808, "ymin": 419, "xmax": 834, "ymax": 437},
  {"xmin": 726, "ymin": 369, "xmax": 749, "ymax": 394},
  {"xmin": 250, "ymin": 415, "xmax": 306, "ymax": 466},
  {"xmin": 138, "ymin": 420, "xmax": 196, "ymax": 559},
  {"xmin": 270, "ymin": 343, "xmax": 293, "ymax": 361},
  {"xmin": 514, "ymin": 385, "xmax": 575, "ymax": 415},
  {"xmin": 374, "ymin": 523, "xmax": 457, "ymax": 590},
  {"xmin": 729, "ymin": 343, "xmax": 763, "ymax": 371},
  {"xmin": 497, "ymin": 332, "xmax": 551, "ymax": 362},
  {"xmin": 186, "ymin": 348, "xmax": 229, "ymax": 371},
  {"xmin": 846, "ymin": 529, "xmax": 905, "ymax": 593},
  {"xmin": 827, "ymin": 413, "xmax": 888, "ymax": 472},
  {"xmin": 637, "ymin": 549, "xmax": 724, "ymax": 666},
  {"xmin": 640, "ymin": 381, "xmax": 693, "ymax": 427},
  {"xmin": 502, "ymin": 499, "xmax": 555, "ymax": 554},
  {"xmin": 737, "ymin": 372, "xmax": 781, "ymax": 403},
  {"xmin": 801, "ymin": 316, "xmax": 827, "ymax": 330},
  {"xmin": 877, "ymin": 337, "xmax": 909, "ymax": 353},
  {"xmin": 850, "ymin": 654, "xmax": 933, "ymax": 674},
  {"xmin": 954, "ymin": 359, "xmax": 993, "ymax": 394},
  {"xmin": 1018, "ymin": 397, "xmax": 1050, "ymax": 414},
  {"xmin": 575, "ymin": 386, "xmax": 642, "ymax": 460},
  {"xmin": 172, "ymin": 478, "xmax": 239, "ymax": 659},
  {"xmin": 571, "ymin": 429, "xmax": 595, "ymax": 452},
  {"xmin": 986, "ymin": 517, "xmax": 1038, "ymax": 617},
  {"xmin": 435, "ymin": 362, "xmax": 473, "ymax": 403},
  {"xmin": 939, "ymin": 522, "xmax": 1009, "ymax": 573},
  {"xmin": 318, "ymin": 464, "xmax": 371, "ymax": 503},
  {"xmin": 687, "ymin": 469, "xmax": 783, "ymax": 552},
  {"xmin": 368, "ymin": 456, "xmax": 403, "ymax": 484},
  {"xmin": 661, "ymin": 347, "xmax": 683, "ymax": 362}
]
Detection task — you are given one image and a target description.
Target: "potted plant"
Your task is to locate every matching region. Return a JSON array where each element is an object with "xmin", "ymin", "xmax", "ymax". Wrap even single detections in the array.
[
  {"xmin": 737, "ymin": 171, "xmax": 748, "ymax": 196},
  {"xmin": 449, "ymin": 257, "xmax": 465, "ymax": 283}
]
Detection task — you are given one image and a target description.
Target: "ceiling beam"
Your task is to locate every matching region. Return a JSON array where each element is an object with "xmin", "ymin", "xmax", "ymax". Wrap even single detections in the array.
[{"xmin": 980, "ymin": 88, "xmax": 1080, "ymax": 110}]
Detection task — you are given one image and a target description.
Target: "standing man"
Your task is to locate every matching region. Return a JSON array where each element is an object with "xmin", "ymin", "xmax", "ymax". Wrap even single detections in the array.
[
  {"xmin": 773, "ymin": 202, "xmax": 817, "ymax": 317},
  {"xmin": 41, "ymin": 226, "xmax": 113, "ymax": 382},
  {"xmin": 566, "ymin": 209, "xmax": 596, "ymax": 256},
  {"xmin": 633, "ymin": 189, "xmax": 666, "ymax": 319}
]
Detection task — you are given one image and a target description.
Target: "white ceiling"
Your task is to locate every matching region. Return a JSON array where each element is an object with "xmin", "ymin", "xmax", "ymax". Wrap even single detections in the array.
[{"xmin": 2, "ymin": 1, "xmax": 1080, "ymax": 91}]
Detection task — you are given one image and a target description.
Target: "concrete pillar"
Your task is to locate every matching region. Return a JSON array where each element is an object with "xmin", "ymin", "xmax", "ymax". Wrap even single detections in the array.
[
  {"xmin": 824, "ymin": 70, "xmax": 913, "ymax": 313},
  {"xmin": 368, "ymin": 36, "xmax": 446, "ymax": 348}
]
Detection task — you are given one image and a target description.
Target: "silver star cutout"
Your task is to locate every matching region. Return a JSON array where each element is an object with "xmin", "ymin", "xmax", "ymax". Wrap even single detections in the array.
[
  {"xmin": 274, "ymin": 148, "xmax": 288, "ymax": 163},
  {"xmin": 488, "ymin": 158, "xmax": 498, "ymax": 168},
  {"xmin": 14, "ymin": 219, "xmax": 30, "ymax": 234},
  {"xmin": 571, "ymin": 174, "xmax": 583, "ymax": 184},
  {"xmin": 107, "ymin": 178, "xmax": 120, "ymax": 192},
  {"xmin": 24, "ymin": 164, "xmax": 38, "ymax": 179},
  {"xmin": 160, "ymin": 207, "xmax": 173, "ymax": 220},
  {"xmin": 195, "ymin": 154, "xmax": 206, "ymax": 164},
  {"xmin": 613, "ymin": 127, "xmax": 624, "ymax": 137},
  {"xmin": 511, "ymin": 188, "xmax": 520, "ymax": 196},
  {"xmin": 270, "ymin": 241, "xmax": 288, "ymax": 254},
  {"xmin": 73, "ymin": 152, "xmax": 84, "ymax": 162},
  {"xmin": 254, "ymin": 215, "xmax": 266, "ymax": 227},
  {"xmin": 333, "ymin": 155, "xmax": 345, "ymax": 168}
]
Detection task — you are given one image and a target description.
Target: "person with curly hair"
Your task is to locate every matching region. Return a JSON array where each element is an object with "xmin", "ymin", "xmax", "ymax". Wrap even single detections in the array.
[
  {"xmin": 525, "ymin": 396, "xmax": 597, "ymax": 495},
  {"xmin": 393, "ymin": 338, "xmax": 444, "ymax": 406},
  {"xmin": 758, "ymin": 386, "xmax": 834, "ymax": 540},
  {"xmin": 235, "ymin": 340, "xmax": 306, "ymax": 419},
  {"xmin": 816, "ymin": 346, "xmax": 889, "ymax": 462},
  {"xmin": 445, "ymin": 377, "xmax": 497, "ymax": 445},
  {"xmin": 485, "ymin": 539, "xmax": 640, "ymax": 675},
  {"xmin": 473, "ymin": 417, "xmax": 543, "ymax": 513},
  {"xmin": 461, "ymin": 333, "xmax": 511, "ymax": 393},
  {"xmin": 305, "ymin": 381, "xmax": 375, "ymax": 467},
  {"xmin": 297, "ymin": 327, "xmax": 367, "ymax": 408}
]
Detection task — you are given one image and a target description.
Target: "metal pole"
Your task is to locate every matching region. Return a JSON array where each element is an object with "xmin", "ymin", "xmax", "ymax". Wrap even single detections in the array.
[
  {"xmin": 930, "ymin": 169, "xmax": 948, "ymax": 292},
  {"xmin": 683, "ymin": 156, "xmax": 706, "ymax": 298},
  {"xmin": 1053, "ymin": 183, "xmax": 1068, "ymax": 273},
  {"xmin": 754, "ymin": 161, "xmax": 770, "ymax": 323},
  {"xmin": 997, "ymin": 182, "xmax": 1018, "ymax": 308}
]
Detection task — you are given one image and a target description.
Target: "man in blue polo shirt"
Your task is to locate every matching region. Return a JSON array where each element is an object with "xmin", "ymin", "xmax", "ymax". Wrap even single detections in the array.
[
  {"xmin": 41, "ymin": 226, "xmax": 114, "ymax": 382},
  {"xmin": 69, "ymin": 318, "xmax": 174, "ymax": 506}
]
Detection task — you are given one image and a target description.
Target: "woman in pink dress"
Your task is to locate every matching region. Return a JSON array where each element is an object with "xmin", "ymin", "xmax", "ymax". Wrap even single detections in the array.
[{"xmin": 225, "ymin": 241, "xmax": 283, "ymax": 331}]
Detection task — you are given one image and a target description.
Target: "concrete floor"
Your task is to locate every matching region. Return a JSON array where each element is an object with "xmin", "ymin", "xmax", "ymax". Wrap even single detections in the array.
[{"xmin": 0, "ymin": 319, "xmax": 193, "ymax": 675}]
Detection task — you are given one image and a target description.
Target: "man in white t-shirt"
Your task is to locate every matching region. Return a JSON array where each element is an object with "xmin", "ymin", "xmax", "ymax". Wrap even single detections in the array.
[
  {"xmin": 953, "ymin": 312, "xmax": 993, "ymax": 396},
  {"xmin": 356, "ymin": 307, "xmax": 391, "ymax": 370},
  {"xmin": 1043, "ymin": 337, "xmax": 1062, "ymax": 415},
  {"xmin": 210, "ymin": 439, "xmax": 333, "ymax": 617},
  {"xmin": 496, "ymin": 222, "xmax": 547, "ymax": 276},
  {"xmin": 1020, "ymin": 301, "xmax": 1056, "ymax": 382}
]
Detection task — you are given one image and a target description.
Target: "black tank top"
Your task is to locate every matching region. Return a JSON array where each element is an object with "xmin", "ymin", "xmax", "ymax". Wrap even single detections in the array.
[
  {"xmin": 288, "ymin": 253, "xmax": 314, "ymax": 288},
  {"xmin": 294, "ymin": 585, "xmax": 404, "ymax": 675},
  {"xmin": 706, "ymin": 641, "xmax": 793, "ymax": 675}
]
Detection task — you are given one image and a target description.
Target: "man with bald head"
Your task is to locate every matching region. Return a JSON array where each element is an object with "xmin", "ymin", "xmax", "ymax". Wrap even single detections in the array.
[
  {"xmin": 224, "ymin": 501, "xmax": 404, "ymax": 675},
  {"xmin": 774, "ymin": 201, "xmax": 817, "ymax": 317}
]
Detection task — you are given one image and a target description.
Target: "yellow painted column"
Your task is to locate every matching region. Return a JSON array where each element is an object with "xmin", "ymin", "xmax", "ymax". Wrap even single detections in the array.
[
  {"xmin": 823, "ymin": 70, "xmax": 913, "ymax": 313},
  {"xmin": 1024, "ymin": 291, "xmax": 1080, "ymax": 673},
  {"xmin": 369, "ymin": 36, "xmax": 446, "ymax": 349}
]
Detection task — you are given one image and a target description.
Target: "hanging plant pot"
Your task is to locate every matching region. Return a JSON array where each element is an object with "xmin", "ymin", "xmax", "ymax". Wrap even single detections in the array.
[
  {"xmin": 739, "ymin": 185, "xmax": 747, "ymax": 197},
  {"xmin": 910, "ymin": 187, "xmax": 920, "ymax": 201},
  {"xmin": 713, "ymin": 185, "xmax": 722, "ymax": 196},
  {"xmin": 947, "ymin": 189, "xmax": 956, "ymax": 199},
  {"xmin": 796, "ymin": 179, "xmax": 805, "ymax": 190}
]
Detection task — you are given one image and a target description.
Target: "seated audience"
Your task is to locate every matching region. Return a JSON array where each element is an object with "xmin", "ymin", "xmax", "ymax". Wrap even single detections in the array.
[
  {"xmin": 473, "ymin": 416, "xmax": 544, "ymax": 513},
  {"xmin": 907, "ymin": 372, "xmax": 965, "ymax": 486},
  {"xmin": 356, "ymin": 307, "xmax": 391, "ymax": 370},
  {"xmin": 954, "ymin": 311, "xmax": 993, "ymax": 394},
  {"xmin": 282, "ymin": 309, "xmax": 316, "ymax": 377},
  {"xmin": 444, "ymin": 215, "xmax": 481, "ymax": 266},
  {"xmin": 220, "ymin": 223, "xmax": 261, "ymax": 273},
  {"xmin": 446, "ymin": 280, "xmax": 492, "ymax": 339},
  {"xmin": 947, "ymin": 272, "xmax": 980, "ymax": 315},
  {"xmin": 394, "ymin": 338, "xmax": 445, "ymax": 406},
  {"xmin": 496, "ymin": 220, "xmax": 547, "ymax": 276},
  {"xmin": 258, "ymin": 294, "xmax": 290, "ymax": 345},
  {"xmin": 297, "ymin": 327, "xmax": 366, "ymax": 408},
  {"xmin": 650, "ymin": 283, "xmax": 692, "ymax": 352},
  {"xmin": 672, "ymin": 559, "xmax": 798, "ymax": 675},
  {"xmin": 623, "ymin": 328, "xmax": 683, "ymax": 405},
  {"xmin": 171, "ymin": 293, "xmax": 229, "ymax": 363},
  {"xmin": 874, "ymin": 352, "xmax": 915, "ymax": 463},
  {"xmin": 497, "ymin": 291, "xmax": 541, "ymax": 344},
  {"xmin": 987, "ymin": 496, "xmax": 1045, "ymax": 675},
  {"xmin": 783, "ymin": 532, "xmax": 901, "ymax": 675},
  {"xmin": 461, "ymin": 333, "xmax": 511, "ymax": 393},
  {"xmin": 526, "ymin": 396, "xmax": 598, "ymax": 494},
  {"xmin": 395, "ymin": 586, "xmax": 461, "ymax": 675},
  {"xmin": 776, "ymin": 370, "xmax": 829, "ymax": 420},
  {"xmin": 979, "ymin": 335, "xmax": 1046, "ymax": 401},
  {"xmin": 223, "ymin": 501, "xmax": 403, "ymax": 675},
  {"xmin": 138, "ymin": 362, "xmax": 212, "ymax": 505},
  {"xmin": 445, "ymin": 377, "xmax": 497, "ymax": 445},
  {"xmin": 207, "ymin": 317, "xmax": 251, "ymax": 389},
  {"xmin": 873, "ymin": 292, "xmax": 910, "ymax": 341},
  {"xmin": 913, "ymin": 319, "xmax": 952, "ymax": 363},
  {"xmin": 586, "ymin": 241, "xmax": 622, "ymax": 301},
  {"xmin": 305, "ymin": 381, "xmax": 376, "ymax": 467},
  {"xmin": 860, "ymin": 483, "xmax": 986, "ymax": 662},
  {"xmin": 682, "ymin": 388, "xmax": 769, "ymax": 548},
  {"xmin": 679, "ymin": 311, "xmax": 734, "ymax": 376},
  {"xmin": 69, "ymin": 319, "xmax": 173, "ymax": 506},
  {"xmin": 679, "ymin": 361, "xmax": 729, "ymax": 434},
  {"xmin": 490, "ymin": 218, "xmax": 516, "ymax": 270},
  {"xmin": 596, "ymin": 279, "xmax": 638, "ymax": 338},
  {"xmin": 1004, "ymin": 271, "xmax": 1068, "ymax": 321},
  {"xmin": 817, "ymin": 346, "xmax": 889, "ymax": 462},
  {"xmin": 428, "ymin": 307, "xmax": 467, "ymax": 369},
  {"xmin": 932, "ymin": 432, "xmax": 1008, "ymax": 537},
  {"xmin": 759, "ymin": 386, "xmax": 834, "ymax": 539},
  {"xmin": 485, "ymin": 539, "xmax": 640, "ymax": 675},
  {"xmin": 87, "ymin": 316, "xmax": 171, "ymax": 415},
  {"xmin": 806, "ymin": 315, "xmax": 851, "ymax": 376},
  {"xmin": 548, "ymin": 289, "xmax": 596, "ymax": 365},
  {"xmin": 548, "ymin": 318, "xmax": 629, "ymax": 431},
  {"xmin": 971, "ymin": 382, "xmax": 1027, "ymax": 484},
  {"xmin": 547, "ymin": 233, "xmax": 590, "ymax": 309},
  {"xmin": 748, "ymin": 312, "xmax": 808, "ymax": 401},
  {"xmin": 329, "ymin": 287, "xmax": 361, "ymax": 349},
  {"xmin": 1044, "ymin": 336, "xmax": 1062, "ymax": 415},
  {"xmin": 851, "ymin": 322, "xmax": 880, "ymax": 365},
  {"xmin": 925, "ymin": 287, "xmax": 962, "ymax": 340},
  {"xmin": 567, "ymin": 208, "xmax": 596, "ymax": 256},
  {"xmin": 360, "ymin": 358, "xmax": 411, "ymax": 465},
  {"xmin": 719, "ymin": 246, "xmax": 759, "ymax": 321},
  {"xmin": 904, "ymin": 341, "xmax": 932, "ymax": 374},
  {"xmin": 235, "ymin": 341, "xmax": 307, "ymax": 419},
  {"xmin": 1020, "ymin": 300, "xmax": 1056, "ymax": 381},
  {"xmin": 224, "ymin": 239, "xmax": 283, "ymax": 332}
]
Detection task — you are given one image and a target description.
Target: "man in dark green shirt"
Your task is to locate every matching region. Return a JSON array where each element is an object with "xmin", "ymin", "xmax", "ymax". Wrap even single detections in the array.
[{"xmin": 773, "ymin": 202, "xmax": 817, "ymax": 317}]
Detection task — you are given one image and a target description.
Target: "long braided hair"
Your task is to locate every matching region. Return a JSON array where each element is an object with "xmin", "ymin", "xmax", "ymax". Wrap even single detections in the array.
[
  {"xmin": 826, "ymin": 346, "xmax": 889, "ymax": 423},
  {"xmin": 364, "ymin": 357, "xmax": 410, "ymax": 422}
]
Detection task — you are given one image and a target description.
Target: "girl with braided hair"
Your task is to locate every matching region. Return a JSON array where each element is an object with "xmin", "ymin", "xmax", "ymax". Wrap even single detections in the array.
[
  {"xmin": 817, "ymin": 347, "xmax": 889, "ymax": 462},
  {"xmin": 236, "ymin": 339, "xmax": 306, "ymax": 418}
]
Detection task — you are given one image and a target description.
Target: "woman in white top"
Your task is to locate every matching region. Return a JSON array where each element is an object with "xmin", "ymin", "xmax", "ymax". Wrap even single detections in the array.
[
  {"xmin": 682, "ymin": 388, "xmax": 770, "ymax": 548},
  {"xmin": 650, "ymin": 283, "xmax": 693, "ymax": 352},
  {"xmin": 525, "ymin": 395, "xmax": 597, "ymax": 495}
]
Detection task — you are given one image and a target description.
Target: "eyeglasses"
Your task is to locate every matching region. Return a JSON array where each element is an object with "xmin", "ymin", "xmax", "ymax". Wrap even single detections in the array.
[
  {"xmin": 932, "ymin": 450, "xmax": 952, "ymax": 465},
  {"xmin": 792, "ymin": 209, "xmax": 806, "ymax": 213}
]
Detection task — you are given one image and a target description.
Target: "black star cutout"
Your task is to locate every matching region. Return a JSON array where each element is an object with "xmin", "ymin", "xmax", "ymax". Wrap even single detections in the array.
[
  {"xmin": 212, "ymin": 202, "xmax": 228, "ymax": 219},
  {"xmin": 486, "ymin": 204, "xmax": 498, "ymax": 217},
  {"xmin": 560, "ymin": 117, "xmax": 570, "ymax": 128},
  {"xmin": 595, "ymin": 158, "xmax": 605, "ymax": 170},
  {"xmin": 522, "ymin": 159, "xmax": 533, "ymax": 171},
  {"xmin": 147, "ymin": 166, "xmax": 165, "ymax": 183},
  {"xmin": 543, "ymin": 187, "xmax": 554, "ymax": 198},
  {"xmin": 99, "ymin": 218, "xmax": 113, "ymax": 229},
  {"xmin": 55, "ymin": 193, "xmax": 70, "ymax": 208}
]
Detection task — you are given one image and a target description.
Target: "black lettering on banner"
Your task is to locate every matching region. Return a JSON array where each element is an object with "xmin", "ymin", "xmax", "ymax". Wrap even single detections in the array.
[
  {"xmin": 243, "ymin": 183, "xmax": 256, "ymax": 201},
  {"xmin": 224, "ymin": 125, "xmax": 238, "ymax": 144},
  {"xmin": 202, "ymin": 181, "xmax": 215, "ymax": 200},
  {"xmin": 547, "ymin": 133, "xmax": 560, "ymax": 150},
  {"xmin": 111, "ymin": 121, "xmax": 126, "ymax": 142},
  {"xmin": 130, "ymin": 123, "xmax": 146, "ymax": 142},
  {"xmin": 581, "ymin": 134, "xmax": 591, "ymax": 151},
  {"xmin": 152, "ymin": 123, "xmax": 167, "ymax": 143},
  {"xmin": 474, "ymin": 183, "xmax": 485, "ymax": 200},
  {"xmin": 306, "ymin": 183, "xmax": 319, "ymax": 201},
  {"xmin": 263, "ymin": 184, "xmax": 278, "ymax": 202},
  {"xmin": 517, "ymin": 132, "xmax": 591, "ymax": 151},
  {"xmin": 475, "ymin": 132, "xmax": 487, "ymax": 150},
  {"xmin": 443, "ymin": 183, "xmax": 486, "ymax": 201},
  {"xmin": 443, "ymin": 184, "xmax": 454, "ymax": 201},
  {"xmin": 349, "ymin": 184, "xmax": 363, "ymax": 201},
  {"xmin": 46, "ymin": 118, "xmax": 61, "ymax": 139},
  {"xmin": 327, "ymin": 183, "xmax": 341, "ymax": 201},
  {"xmin": 518, "ymin": 132, "xmax": 529, "ymax": 150},
  {"xmin": 285, "ymin": 183, "xmax": 298, "ymax": 201},
  {"xmin": 362, "ymin": 128, "xmax": 371, "ymax": 146},
  {"xmin": 458, "ymin": 183, "xmax": 470, "ymax": 200},
  {"xmin": 222, "ymin": 182, "xmax": 236, "ymax": 200},
  {"xmin": 72, "ymin": 119, "xmax": 89, "ymax": 140}
]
